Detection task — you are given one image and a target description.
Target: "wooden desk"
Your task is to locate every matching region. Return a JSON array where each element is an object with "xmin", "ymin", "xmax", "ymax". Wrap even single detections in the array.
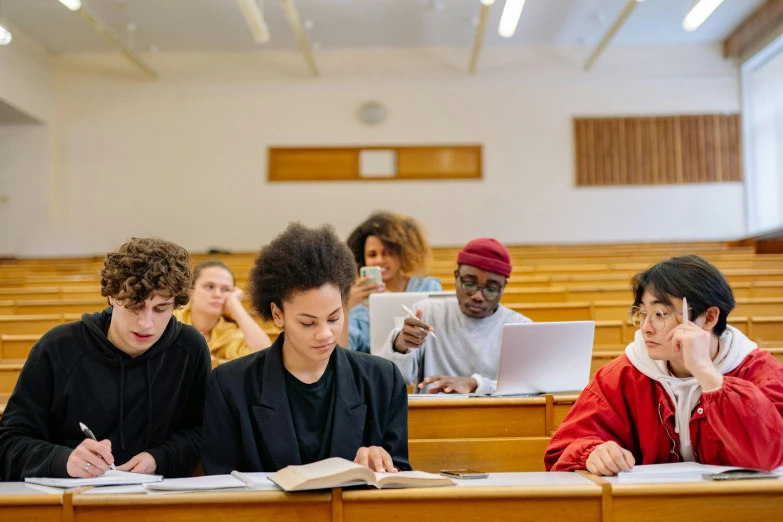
[
  {"xmin": 409, "ymin": 437, "xmax": 551, "ymax": 472},
  {"xmin": 70, "ymin": 489, "xmax": 332, "ymax": 522},
  {"xmin": 0, "ymin": 482, "xmax": 63, "ymax": 522},
  {"xmin": 340, "ymin": 473, "xmax": 603, "ymax": 522},
  {"xmin": 607, "ymin": 479, "xmax": 783, "ymax": 522},
  {"xmin": 408, "ymin": 397, "xmax": 549, "ymax": 438}
]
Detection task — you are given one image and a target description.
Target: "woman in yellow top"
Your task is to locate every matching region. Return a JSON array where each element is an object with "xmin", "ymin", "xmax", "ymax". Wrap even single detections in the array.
[{"xmin": 175, "ymin": 260, "xmax": 271, "ymax": 359}]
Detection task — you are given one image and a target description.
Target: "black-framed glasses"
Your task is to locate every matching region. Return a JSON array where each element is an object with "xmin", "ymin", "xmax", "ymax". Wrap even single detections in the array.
[
  {"xmin": 629, "ymin": 306, "xmax": 692, "ymax": 330},
  {"xmin": 455, "ymin": 272, "xmax": 505, "ymax": 300}
]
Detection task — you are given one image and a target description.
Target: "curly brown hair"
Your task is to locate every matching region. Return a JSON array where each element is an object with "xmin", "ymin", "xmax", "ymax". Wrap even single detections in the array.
[
  {"xmin": 248, "ymin": 223, "xmax": 357, "ymax": 321},
  {"xmin": 346, "ymin": 212, "xmax": 431, "ymax": 275},
  {"xmin": 100, "ymin": 238, "xmax": 193, "ymax": 312}
]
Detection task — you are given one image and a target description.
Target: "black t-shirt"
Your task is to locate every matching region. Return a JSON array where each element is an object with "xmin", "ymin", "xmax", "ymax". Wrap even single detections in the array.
[{"xmin": 284, "ymin": 357, "xmax": 336, "ymax": 465}]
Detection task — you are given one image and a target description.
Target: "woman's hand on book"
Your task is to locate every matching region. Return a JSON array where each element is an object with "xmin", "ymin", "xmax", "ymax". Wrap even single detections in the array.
[{"xmin": 354, "ymin": 446, "xmax": 398, "ymax": 473}]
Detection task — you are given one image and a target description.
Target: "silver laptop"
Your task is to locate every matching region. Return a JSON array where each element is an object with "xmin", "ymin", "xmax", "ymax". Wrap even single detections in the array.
[
  {"xmin": 494, "ymin": 321, "xmax": 595, "ymax": 395},
  {"xmin": 368, "ymin": 291, "xmax": 455, "ymax": 356}
]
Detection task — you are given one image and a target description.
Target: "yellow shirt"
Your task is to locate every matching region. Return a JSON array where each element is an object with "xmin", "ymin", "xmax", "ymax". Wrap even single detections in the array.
[{"xmin": 174, "ymin": 303, "xmax": 253, "ymax": 360}]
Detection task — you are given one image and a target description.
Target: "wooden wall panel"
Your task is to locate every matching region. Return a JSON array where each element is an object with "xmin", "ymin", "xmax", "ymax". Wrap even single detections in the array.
[
  {"xmin": 397, "ymin": 146, "xmax": 482, "ymax": 179},
  {"xmin": 268, "ymin": 145, "xmax": 482, "ymax": 182},
  {"xmin": 574, "ymin": 115, "xmax": 742, "ymax": 187}
]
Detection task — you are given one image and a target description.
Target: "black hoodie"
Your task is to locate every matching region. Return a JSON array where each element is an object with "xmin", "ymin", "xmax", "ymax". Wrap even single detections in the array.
[{"xmin": 0, "ymin": 308, "xmax": 210, "ymax": 481}]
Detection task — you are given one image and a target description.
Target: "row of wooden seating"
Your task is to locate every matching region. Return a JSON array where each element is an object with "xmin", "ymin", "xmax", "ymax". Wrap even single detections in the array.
[
  {"xmin": 4, "ymin": 315, "xmax": 783, "ymax": 362},
  {"xmin": 2, "ymin": 295, "xmax": 783, "ymax": 329},
  {"xmin": 6, "ymin": 277, "xmax": 783, "ymax": 305},
  {"xmin": 6, "ymin": 261, "xmax": 783, "ymax": 288}
]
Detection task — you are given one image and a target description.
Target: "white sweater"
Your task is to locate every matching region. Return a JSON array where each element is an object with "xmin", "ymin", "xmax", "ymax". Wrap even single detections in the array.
[
  {"xmin": 379, "ymin": 297, "xmax": 531, "ymax": 395},
  {"xmin": 625, "ymin": 325, "xmax": 757, "ymax": 461}
]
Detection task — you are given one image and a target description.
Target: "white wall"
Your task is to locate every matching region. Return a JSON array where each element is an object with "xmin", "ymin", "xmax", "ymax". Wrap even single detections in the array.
[
  {"xmin": 0, "ymin": 22, "xmax": 51, "ymax": 123},
  {"xmin": 0, "ymin": 23, "xmax": 52, "ymax": 256},
  {"xmin": 742, "ymin": 32, "xmax": 783, "ymax": 236},
  {"xmin": 0, "ymin": 124, "xmax": 51, "ymax": 254},
  {"xmin": 4, "ymin": 44, "xmax": 745, "ymax": 257}
]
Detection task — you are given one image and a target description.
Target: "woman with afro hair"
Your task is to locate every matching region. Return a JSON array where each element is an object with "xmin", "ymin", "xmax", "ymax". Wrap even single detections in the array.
[
  {"xmin": 343, "ymin": 212, "xmax": 442, "ymax": 353},
  {"xmin": 201, "ymin": 223, "xmax": 411, "ymax": 474}
]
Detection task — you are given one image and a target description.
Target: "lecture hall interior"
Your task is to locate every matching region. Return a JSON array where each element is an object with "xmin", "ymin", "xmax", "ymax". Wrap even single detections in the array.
[{"xmin": 2, "ymin": 0, "xmax": 783, "ymax": 520}]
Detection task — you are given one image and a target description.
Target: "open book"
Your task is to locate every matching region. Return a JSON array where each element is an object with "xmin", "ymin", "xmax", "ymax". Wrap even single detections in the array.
[
  {"xmin": 259, "ymin": 458, "xmax": 454, "ymax": 491},
  {"xmin": 25, "ymin": 469, "xmax": 163, "ymax": 488}
]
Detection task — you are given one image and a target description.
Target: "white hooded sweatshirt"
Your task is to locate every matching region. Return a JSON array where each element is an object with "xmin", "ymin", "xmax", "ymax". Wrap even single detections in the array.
[{"xmin": 624, "ymin": 325, "xmax": 757, "ymax": 461}]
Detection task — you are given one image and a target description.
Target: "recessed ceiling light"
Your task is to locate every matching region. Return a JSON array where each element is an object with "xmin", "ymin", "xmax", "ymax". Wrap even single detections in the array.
[
  {"xmin": 58, "ymin": 0, "xmax": 82, "ymax": 11},
  {"xmin": 0, "ymin": 25, "xmax": 12, "ymax": 46}
]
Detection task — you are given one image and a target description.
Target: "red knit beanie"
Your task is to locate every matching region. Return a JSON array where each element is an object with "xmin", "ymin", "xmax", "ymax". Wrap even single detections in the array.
[{"xmin": 456, "ymin": 238, "xmax": 512, "ymax": 278}]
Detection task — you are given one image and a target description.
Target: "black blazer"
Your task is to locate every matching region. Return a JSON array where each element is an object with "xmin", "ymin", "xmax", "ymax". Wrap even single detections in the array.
[{"xmin": 201, "ymin": 334, "xmax": 411, "ymax": 474}]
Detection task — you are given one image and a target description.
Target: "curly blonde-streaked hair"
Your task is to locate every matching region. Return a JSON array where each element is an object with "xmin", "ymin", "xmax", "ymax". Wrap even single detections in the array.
[
  {"xmin": 100, "ymin": 238, "xmax": 193, "ymax": 312},
  {"xmin": 346, "ymin": 212, "xmax": 431, "ymax": 276}
]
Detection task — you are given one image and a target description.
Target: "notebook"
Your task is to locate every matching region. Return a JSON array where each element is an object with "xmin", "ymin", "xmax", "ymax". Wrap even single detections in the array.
[
  {"xmin": 143, "ymin": 475, "xmax": 250, "ymax": 492},
  {"xmin": 618, "ymin": 463, "xmax": 783, "ymax": 483},
  {"xmin": 251, "ymin": 458, "xmax": 454, "ymax": 491},
  {"xmin": 25, "ymin": 469, "xmax": 163, "ymax": 488}
]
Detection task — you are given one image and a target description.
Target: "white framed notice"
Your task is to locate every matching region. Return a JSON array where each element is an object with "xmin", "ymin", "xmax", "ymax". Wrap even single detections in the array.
[{"xmin": 359, "ymin": 149, "xmax": 397, "ymax": 178}]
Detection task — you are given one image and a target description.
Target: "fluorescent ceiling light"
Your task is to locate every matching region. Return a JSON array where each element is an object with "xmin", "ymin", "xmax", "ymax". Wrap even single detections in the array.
[
  {"xmin": 58, "ymin": 0, "xmax": 83, "ymax": 11},
  {"xmin": 237, "ymin": 0, "xmax": 271, "ymax": 44},
  {"xmin": 498, "ymin": 0, "xmax": 525, "ymax": 38},
  {"xmin": 683, "ymin": 0, "xmax": 724, "ymax": 32},
  {"xmin": 0, "ymin": 25, "xmax": 11, "ymax": 45},
  {"xmin": 480, "ymin": 0, "xmax": 495, "ymax": 6}
]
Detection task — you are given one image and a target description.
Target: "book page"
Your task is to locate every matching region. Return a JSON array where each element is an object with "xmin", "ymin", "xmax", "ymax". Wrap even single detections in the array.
[{"xmin": 287, "ymin": 458, "xmax": 365, "ymax": 480}]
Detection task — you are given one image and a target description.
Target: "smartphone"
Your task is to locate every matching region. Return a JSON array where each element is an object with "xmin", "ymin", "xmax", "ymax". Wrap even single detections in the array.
[
  {"xmin": 360, "ymin": 266, "xmax": 383, "ymax": 286},
  {"xmin": 703, "ymin": 469, "xmax": 779, "ymax": 481},
  {"xmin": 440, "ymin": 469, "xmax": 489, "ymax": 479}
]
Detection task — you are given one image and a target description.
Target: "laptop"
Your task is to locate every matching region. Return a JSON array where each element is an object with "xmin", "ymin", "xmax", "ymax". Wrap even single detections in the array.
[
  {"xmin": 368, "ymin": 291, "xmax": 455, "ymax": 356},
  {"xmin": 493, "ymin": 321, "xmax": 595, "ymax": 395}
]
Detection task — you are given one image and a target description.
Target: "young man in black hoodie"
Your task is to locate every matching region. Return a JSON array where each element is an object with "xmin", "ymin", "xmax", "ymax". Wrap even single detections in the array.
[{"xmin": 0, "ymin": 238, "xmax": 211, "ymax": 481}]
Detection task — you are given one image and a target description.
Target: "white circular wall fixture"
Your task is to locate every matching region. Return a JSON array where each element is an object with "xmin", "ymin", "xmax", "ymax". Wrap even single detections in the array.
[{"xmin": 358, "ymin": 101, "xmax": 387, "ymax": 126}]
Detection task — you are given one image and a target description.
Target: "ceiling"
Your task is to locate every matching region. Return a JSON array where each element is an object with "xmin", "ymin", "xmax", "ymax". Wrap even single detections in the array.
[{"xmin": 0, "ymin": 0, "xmax": 766, "ymax": 54}]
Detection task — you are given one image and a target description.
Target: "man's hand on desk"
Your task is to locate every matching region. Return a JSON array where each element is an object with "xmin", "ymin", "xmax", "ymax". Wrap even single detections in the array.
[
  {"xmin": 585, "ymin": 441, "xmax": 635, "ymax": 476},
  {"xmin": 419, "ymin": 375, "xmax": 478, "ymax": 394}
]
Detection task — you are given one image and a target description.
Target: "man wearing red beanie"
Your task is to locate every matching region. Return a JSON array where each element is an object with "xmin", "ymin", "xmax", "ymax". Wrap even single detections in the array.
[{"xmin": 379, "ymin": 238, "xmax": 531, "ymax": 395}]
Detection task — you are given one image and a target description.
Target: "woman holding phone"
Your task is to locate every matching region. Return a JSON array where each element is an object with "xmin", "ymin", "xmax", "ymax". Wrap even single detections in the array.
[
  {"xmin": 343, "ymin": 212, "xmax": 442, "ymax": 353},
  {"xmin": 201, "ymin": 223, "xmax": 410, "ymax": 474},
  {"xmin": 545, "ymin": 255, "xmax": 783, "ymax": 475}
]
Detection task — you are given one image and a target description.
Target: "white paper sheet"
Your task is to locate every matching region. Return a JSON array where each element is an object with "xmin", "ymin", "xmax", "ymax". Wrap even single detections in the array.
[
  {"xmin": 454, "ymin": 472, "xmax": 596, "ymax": 488},
  {"xmin": 25, "ymin": 469, "xmax": 163, "ymax": 488},
  {"xmin": 82, "ymin": 485, "xmax": 148, "ymax": 495},
  {"xmin": 144, "ymin": 475, "xmax": 247, "ymax": 491}
]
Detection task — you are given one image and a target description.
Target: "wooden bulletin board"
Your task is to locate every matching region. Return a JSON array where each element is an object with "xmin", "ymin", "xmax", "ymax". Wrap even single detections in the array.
[{"xmin": 267, "ymin": 145, "xmax": 482, "ymax": 182}]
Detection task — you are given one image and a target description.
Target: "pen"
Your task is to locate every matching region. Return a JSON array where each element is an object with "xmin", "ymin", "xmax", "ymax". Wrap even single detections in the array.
[
  {"xmin": 79, "ymin": 422, "xmax": 117, "ymax": 470},
  {"xmin": 231, "ymin": 470, "xmax": 256, "ymax": 489},
  {"xmin": 401, "ymin": 305, "xmax": 437, "ymax": 339},
  {"xmin": 682, "ymin": 297, "xmax": 689, "ymax": 326}
]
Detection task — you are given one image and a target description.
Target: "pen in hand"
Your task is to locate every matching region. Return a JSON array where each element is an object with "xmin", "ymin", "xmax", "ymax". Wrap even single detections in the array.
[
  {"xmin": 79, "ymin": 422, "xmax": 116, "ymax": 471},
  {"xmin": 401, "ymin": 304, "xmax": 437, "ymax": 339}
]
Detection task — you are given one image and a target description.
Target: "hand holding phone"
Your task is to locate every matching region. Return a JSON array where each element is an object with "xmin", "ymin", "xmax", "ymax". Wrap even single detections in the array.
[{"xmin": 349, "ymin": 266, "xmax": 385, "ymax": 308}]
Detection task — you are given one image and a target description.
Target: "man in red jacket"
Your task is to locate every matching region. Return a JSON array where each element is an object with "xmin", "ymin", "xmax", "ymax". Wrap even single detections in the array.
[{"xmin": 545, "ymin": 255, "xmax": 783, "ymax": 475}]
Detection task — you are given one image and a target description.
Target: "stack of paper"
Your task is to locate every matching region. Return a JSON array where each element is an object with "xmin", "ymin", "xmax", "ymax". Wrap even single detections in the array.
[
  {"xmin": 25, "ymin": 470, "xmax": 163, "ymax": 489},
  {"xmin": 617, "ymin": 463, "xmax": 782, "ymax": 483},
  {"xmin": 144, "ymin": 475, "xmax": 251, "ymax": 492}
]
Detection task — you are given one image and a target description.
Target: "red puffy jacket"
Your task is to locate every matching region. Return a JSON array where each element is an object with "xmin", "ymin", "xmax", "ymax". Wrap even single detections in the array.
[{"xmin": 545, "ymin": 349, "xmax": 783, "ymax": 472}]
